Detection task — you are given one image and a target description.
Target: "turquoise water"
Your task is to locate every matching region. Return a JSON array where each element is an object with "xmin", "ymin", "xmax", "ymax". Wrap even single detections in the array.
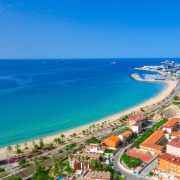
[{"xmin": 0, "ymin": 58, "xmax": 170, "ymax": 146}]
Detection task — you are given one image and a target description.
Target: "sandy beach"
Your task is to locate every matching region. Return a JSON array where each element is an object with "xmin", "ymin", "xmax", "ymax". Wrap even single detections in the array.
[{"xmin": 0, "ymin": 79, "xmax": 178, "ymax": 159}]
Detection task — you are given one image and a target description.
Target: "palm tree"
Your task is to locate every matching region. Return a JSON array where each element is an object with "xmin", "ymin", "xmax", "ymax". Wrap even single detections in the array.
[
  {"xmin": 32, "ymin": 141, "xmax": 36, "ymax": 146},
  {"xmin": 60, "ymin": 134, "xmax": 65, "ymax": 141},
  {"xmin": 82, "ymin": 130, "xmax": 86, "ymax": 135},
  {"xmin": 24, "ymin": 142, "xmax": 28, "ymax": 149},
  {"xmin": 7, "ymin": 146, "xmax": 12, "ymax": 152},
  {"xmin": 15, "ymin": 144, "xmax": 22, "ymax": 154},
  {"xmin": 39, "ymin": 139, "xmax": 44, "ymax": 149},
  {"xmin": 15, "ymin": 144, "xmax": 20, "ymax": 150},
  {"xmin": 73, "ymin": 133, "xmax": 77, "ymax": 138},
  {"xmin": 54, "ymin": 138, "xmax": 62, "ymax": 144}
]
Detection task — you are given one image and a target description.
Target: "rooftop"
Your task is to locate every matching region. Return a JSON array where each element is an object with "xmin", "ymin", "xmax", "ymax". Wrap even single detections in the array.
[
  {"xmin": 103, "ymin": 136, "xmax": 120, "ymax": 147},
  {"xmin": 69, "ymin": 152, "xmax": 100, "ymax": 160},
  {"xmin": 171, "ymin": 131, "xmax": 180, "ymax": 137},
  {"xmin": 159, "ymin": 153, "xmax": 180, "ymax": 166},
  {"xmin": 128, "ymin": 114, "xmax": 146, "ymax": 122},
  {"xmin": 85, "ymin": 171, "xmax": 111, "ymax": 179},
  {"xmin": 140, "ymin": 130, "xmax": 164, "ymax": 151},
  {"xmin": 163, "ymin": 117, "xmax": 180, "ymax": 128},
  {"xmin": 126, "ymin": 149, "xmax": 153, "ymax": 163},
  {"xmin": 123, "ymin": 130, "xmax": 132, "ymax": 138},
  {"xmin": 87, "ymin": 143, "xmax": 106, "ymax": 151},
  {"xmin": 76, "ymin": 171, "xmax": 111, "ymax": 180},
  {"xmin": 168, "ymin": 137, "xmax": 180, "ymax": 148},
  {"xmin": 104, "ymin": 136, "xmax": 120, "ymax": 142}
]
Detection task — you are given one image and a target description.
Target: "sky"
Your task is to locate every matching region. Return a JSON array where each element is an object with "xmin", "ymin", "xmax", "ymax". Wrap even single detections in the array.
[{"xmin": 0, "ymin": 0, "xmax": 180, "ymax": 59}]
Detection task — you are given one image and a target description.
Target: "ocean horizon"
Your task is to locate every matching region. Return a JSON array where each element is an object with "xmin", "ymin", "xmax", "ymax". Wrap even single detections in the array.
[{"xmin": 0, "ymin": 58, "xmax": 179, "ymax": 147}]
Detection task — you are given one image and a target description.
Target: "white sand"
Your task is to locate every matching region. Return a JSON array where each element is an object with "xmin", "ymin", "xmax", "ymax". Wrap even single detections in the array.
[{"xmin": 0, "ymin": 80, "xmax": 178, "ymax": 159}]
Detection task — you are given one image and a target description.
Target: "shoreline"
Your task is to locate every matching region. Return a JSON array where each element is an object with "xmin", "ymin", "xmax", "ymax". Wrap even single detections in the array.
[{"xmin": 0, "ymin": 79, "xmax": 178, "ymax": 159}]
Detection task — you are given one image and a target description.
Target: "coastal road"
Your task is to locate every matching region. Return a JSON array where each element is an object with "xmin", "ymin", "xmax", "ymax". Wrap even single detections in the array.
[
  {"xmin": 1, "ymin": 128, "xmax": 113, "ymax": 179},
  {"xmin": 113, "ymin": 146, "xmax": 146, "ymax": 180},
  {"xmin": 3, "ymin": 81, "xmax": 180, "ymax": 179},
  {"xmin": 139, "ymin": 160, "xmax": 157, "ymax": 177}
]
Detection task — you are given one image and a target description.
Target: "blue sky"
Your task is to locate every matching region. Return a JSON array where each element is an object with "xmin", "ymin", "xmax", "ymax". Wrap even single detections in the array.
[{"xmin": 0, "ymin": 0, "xmax": 180, "ymax": 58}]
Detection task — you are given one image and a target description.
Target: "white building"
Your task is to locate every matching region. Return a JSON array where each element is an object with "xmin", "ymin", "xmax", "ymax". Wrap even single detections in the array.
[
  {"xmin": 166, "ymin": 137, "xmax": 180, "ymax": 157},
  {"xmin": 86, "ymin": 143, "xmax": 105, "ymax": 154},
  {"xmin": 132, "ymin": 123, "xmax": 142, "ymax": 133}
]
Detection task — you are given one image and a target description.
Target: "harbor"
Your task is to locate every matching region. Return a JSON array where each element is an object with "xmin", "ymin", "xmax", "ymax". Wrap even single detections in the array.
[{"xmin": 131, "ymin": 60, "xmax": 180, "ymax": 82}]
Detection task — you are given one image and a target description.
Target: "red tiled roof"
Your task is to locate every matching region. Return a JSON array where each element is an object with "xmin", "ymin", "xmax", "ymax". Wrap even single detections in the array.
[
  {"xmin": 126, "ymin": 149, "xmax": 153, "ymax": 163},
  {"xmin": 140, "ymin": 130, "xmax": 164, "ymax": 151},
  {"xmin": 128, "ymin": 115, "xmax": 146, "ymax": 122},
  {"xmin": 171, "ymin": 131, "xmax": 180, "ymax": 137},
  {"xmin": 163, "ymin": 117, "xmax": 180, "ymax": 128},
  {"xmin": 168, "ymin": 137, "xmax": 180, "ymax": 148},
  {"xmin": 123, "ymin": 130, "xmax": 132, "ymax": 138},
  {"xmin": 159, "ymin": 153, "xmax": 180, "ymax": 166},
  {"xmin": 103, "ymin": 136, "xmax": 120, "ymax": 148}
]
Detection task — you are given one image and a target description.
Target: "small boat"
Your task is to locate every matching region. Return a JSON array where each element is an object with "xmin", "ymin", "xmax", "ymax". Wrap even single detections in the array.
[{"xmin": 110, "ymin": 61, "xmax": 117, "ymax": 65}]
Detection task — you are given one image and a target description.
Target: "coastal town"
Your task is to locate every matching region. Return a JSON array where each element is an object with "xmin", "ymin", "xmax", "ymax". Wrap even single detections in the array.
[
  {"xmin": 0, "ymin": 61, "xmax": 180, "ymax": 180},
  {"xmin": 131, "ymin": 60, "xmax": 180, "ymax": 82}
]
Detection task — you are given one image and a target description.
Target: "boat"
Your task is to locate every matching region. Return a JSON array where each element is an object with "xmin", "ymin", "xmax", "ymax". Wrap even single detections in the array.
[{"xmin": 110, "ymin": 61, "xmax": 117, "ymax": 65}]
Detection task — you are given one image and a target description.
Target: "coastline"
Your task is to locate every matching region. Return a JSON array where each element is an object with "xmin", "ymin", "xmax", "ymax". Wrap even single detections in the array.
[{"xmin": 0, "ymin": 79, "xmax": 178, "ymax": 158}]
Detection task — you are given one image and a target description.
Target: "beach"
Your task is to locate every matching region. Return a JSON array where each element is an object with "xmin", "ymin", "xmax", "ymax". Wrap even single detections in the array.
[{"xmin": 0, "ymin": 79, "xmax": 178, "ymax": 159}]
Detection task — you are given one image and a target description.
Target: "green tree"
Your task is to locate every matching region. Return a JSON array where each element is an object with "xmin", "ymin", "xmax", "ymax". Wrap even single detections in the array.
[
  {"xmin": 0, "ymin": 167, "xmax": 5, "ymax": 172},
  {"xmin": 173, "ymin": 96, "xmax": 178, "ymax": 101},
  {"xmin": 7, "ymin": 176, "xmax": 22, "ymax": 180},
  {"xmin": 7, "ymin": 145, "xmax": 12, "ymax": 152},
  {"xmin": 148, "ymin": 171, "xmax": 154, "ymax": 176},
  {"xmin": 39, "ymin": 139, "xmax": 44, "ymax": 149},
  {"xmin": 50, "ymin": 159, "xmax": 64, "ymax": 177},
  {"xmin": 15, "ymin": 144, "xmax": 20, "ymax": 150},
  {"xmin": 60, "ymin": 134, "xmax": 65, "ymax": 141},
  {"xmin": 24, "ymin": 142, "xmax": 28, "ymax": 149},
  {"xmin": 32, "ymin": 164, "xmax": 53, "ymax": 180},
  {"xmin": 53, "ymin": 138, "xmax": 62, "ymax": 144},
  {"xmin": 121, "ymin": 154, "xmax": 141, "ymax": 168},
  {"xmin": 19, "ymin": 158, "xmax": 27, "ymax": 168}
]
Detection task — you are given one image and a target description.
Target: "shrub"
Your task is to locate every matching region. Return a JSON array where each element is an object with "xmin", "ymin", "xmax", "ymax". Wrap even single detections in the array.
[
  {"xmin": 148, "ymin": 171, "xmax": 154, "ymax": 176},
  {"xmin": 86, "ymin": 137, "xmax": 102, "ymax": 144},
  {"xmin": 0, "ymin": 167, "xmax": 5, "ymax": 172},
  {"xmin": 121, "ymin": 154, "xmax": 141, "ymax": 168},
  {"xmin": 7, "ymin": 176, "xmax": 22, "ymax": 180},
  {"xmin": 105, "ymin": 149, "xmax": 116, "ymax": 154},
  {"xmin": 65, "ymin": 143, "xmax": 77, "ymax": 150},
  {"xmin": 19, "ymin": 158, "xmax": 27, "ymax": 168},
  {"xmin": 132, "ymin": 118, "xmax": 168, "ymax": 148}
]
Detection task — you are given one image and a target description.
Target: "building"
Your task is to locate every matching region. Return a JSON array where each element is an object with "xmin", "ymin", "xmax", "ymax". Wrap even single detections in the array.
[
  {"xmin": 158, "ymin": 153, "xmax": 180, "ymax": 177},
  {"xmin": 128, "ymin": 114, "xmax": 147, "ymax": 127},
  {"xmin": 126, "ymin": 149, "xmax": 153, "ymax": 163},
  {"xmin": 171, "ymin": 131, "xmax": 180, "ymax": 139},
  {"xmin": 140, "ymin": 130, "xmax": 165, "ymax": 156},
  {"xmin": 86, "ymin": 143, "xmax": 106, "ymax": 154},
  {"xmin": 103, "ymin": 136, "xmax": 120, "ymax": 148},
  {"xmin": 69, "ymin": 153, "xmax": 100, "ymax": 171},
  {"xmin": 83, "ymin": 171, "xmax": 111, "ymax": 180},
  {"xmin": 167, "ymin": 137, "xmax": 180, "ymax": 157},
  {"xmin": 131, "ymin": 123, "xmax": 142, "ymax": 133},
  {"xmin": 73, "ymin": 171, "xmax": 111, "ymax": 180},
  {"xmin": 162, "ymin": 117, "xmax": 180, "ymax": 134},
  {"xmin": 118, "ymin": 130, "xmax": 132, "ymax": 142},
  {"xmin": 123, "ymin": 130, "xmax": 132, "ymax": 141},
  {"xmin": 123, "ymin": 130, "xmax": 132, "ymax": 138}
]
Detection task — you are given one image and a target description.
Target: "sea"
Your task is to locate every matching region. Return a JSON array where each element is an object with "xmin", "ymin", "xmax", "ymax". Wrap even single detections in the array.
[{"xmin": 0, "ymin": 58, "xmax": 179, "ymax": 146}]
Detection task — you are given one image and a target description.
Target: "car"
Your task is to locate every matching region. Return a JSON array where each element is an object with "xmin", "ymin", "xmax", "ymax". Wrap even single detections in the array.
[{"xmin": 117, "ymin": 171, "xmax": 122, "ymax": 176}]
